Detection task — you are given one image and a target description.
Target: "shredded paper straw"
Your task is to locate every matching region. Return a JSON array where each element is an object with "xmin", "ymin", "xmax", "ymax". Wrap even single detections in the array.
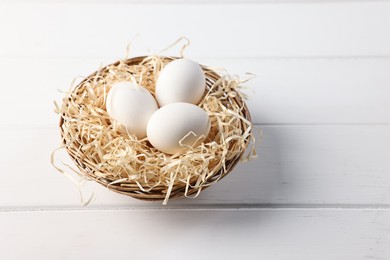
[{"xmin": 53, "ymin": 40, "xmax": 257, "ymax": 205}]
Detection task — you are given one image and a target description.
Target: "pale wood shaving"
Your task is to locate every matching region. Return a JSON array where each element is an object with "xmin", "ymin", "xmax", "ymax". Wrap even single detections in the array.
[{"xmin": 55, "ymin": 55, "xmax": 256, "ymax": 205}]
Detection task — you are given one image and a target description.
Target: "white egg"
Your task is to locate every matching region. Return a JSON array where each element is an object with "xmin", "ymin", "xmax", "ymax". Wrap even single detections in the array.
[
  {"xmin": 155, "ymin": 59, "xmax": 206, "ymax": 107},
  {"xmin": 147, "ymin": 102, "xmax": 210, "ymax": 154},
  {"xmin": 106, "ymin": 81, "xmax": 158, "ymax": 139}
]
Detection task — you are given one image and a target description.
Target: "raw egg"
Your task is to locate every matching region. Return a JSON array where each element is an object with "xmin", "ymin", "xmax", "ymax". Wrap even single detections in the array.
[
  {"xmin": 106, "ymin": 81, "xmax": 158, "ymax": 139},
  {"xmin": 155, "ymin": 59, "xmax": 206, "ymax": 107},
  {"xmin": 147, "ymin": 102, "xmax": 210, "ymax": 154}
]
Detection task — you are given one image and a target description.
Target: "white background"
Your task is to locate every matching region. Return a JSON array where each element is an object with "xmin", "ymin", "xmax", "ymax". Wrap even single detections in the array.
[{"xmin": 0, "ymin": 0, "xmax": 389, "ymax": 259}]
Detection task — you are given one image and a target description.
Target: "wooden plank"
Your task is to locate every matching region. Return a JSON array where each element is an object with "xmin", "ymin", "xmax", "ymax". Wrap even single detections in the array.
[
  {"xmin": 0, "ymin": 125, "xmax": 389, "ymax": 208},
  {"xmin": 1, "ymin": 57, "xmax": 389, "ymax": 125},
  {"xmin": 0, "ymin": 2, "xmax": 389, "ymax": 58},
  {"xmin": 0, "ymin": 209, "xmax": 389, "ymax": 260},
  {"xmin": 1, "ymin": 0, "xmax": 386, "ymax": 4}
]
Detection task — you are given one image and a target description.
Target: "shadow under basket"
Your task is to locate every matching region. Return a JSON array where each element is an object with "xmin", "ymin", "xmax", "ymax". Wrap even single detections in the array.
[{"xmin": 59, "ymin": 56, "xmax": 253, "ymax": 203}]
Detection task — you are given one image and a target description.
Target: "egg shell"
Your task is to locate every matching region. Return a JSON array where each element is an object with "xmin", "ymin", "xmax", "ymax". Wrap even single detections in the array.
[
  {"xmin": 155, "ymin": 59, "xmax": 206, "ymax": 107},
  {"xmin": 106, "ymin": 81, "xmax": 158, "ymax": 139},
  {"xmin": 147, "ymin": 102, "xmax": 211, "ymax": 154}
]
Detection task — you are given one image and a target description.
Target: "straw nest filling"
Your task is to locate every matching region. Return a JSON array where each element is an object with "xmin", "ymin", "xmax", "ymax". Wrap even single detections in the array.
[{"xmin": 57, "ymin": 55, "xmax": 255, "ymax": 204}]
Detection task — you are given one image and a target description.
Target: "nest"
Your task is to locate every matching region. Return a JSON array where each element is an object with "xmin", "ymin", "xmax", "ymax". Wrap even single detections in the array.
[{"xmin": 57, "ymin": 55, "xmax": 255, "ymax": 204}]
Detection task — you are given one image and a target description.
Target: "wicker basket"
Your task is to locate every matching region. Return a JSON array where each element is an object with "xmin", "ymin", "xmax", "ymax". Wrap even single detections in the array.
[{"xmin": 59, "ymin": 56, "xmax": 252, "ymax": 202}]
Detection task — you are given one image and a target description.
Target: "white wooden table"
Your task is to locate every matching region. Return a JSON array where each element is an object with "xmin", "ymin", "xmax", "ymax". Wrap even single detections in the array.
[{"xmin": 0, "ymin": 1, "xmax": 389, "ymax": 259}]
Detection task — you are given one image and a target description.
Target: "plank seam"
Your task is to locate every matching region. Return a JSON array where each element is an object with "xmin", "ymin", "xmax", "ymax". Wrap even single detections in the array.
[
  {"xmin": 1, "ymin": 204, "xmax": 390, "ymax": 212},
  {"xmin": 1, "ymin": 123, "xmax": 389, "ymax": 129},
  {"xmin": 0, "ymin": 0, "xmax": 389, "ymax": 4},
  {"xmin": 1, "ymin": 55, "xmax": 390, "ymax": 61}
]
